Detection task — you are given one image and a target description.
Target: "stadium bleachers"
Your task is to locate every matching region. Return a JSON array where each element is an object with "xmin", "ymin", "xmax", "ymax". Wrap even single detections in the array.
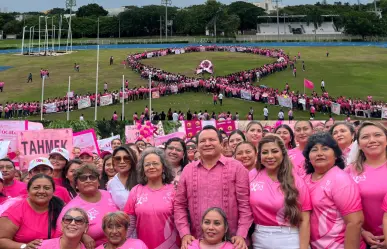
[{"xmin": 257, "ymin": 22, "xmax": 341, "ymax": 35}]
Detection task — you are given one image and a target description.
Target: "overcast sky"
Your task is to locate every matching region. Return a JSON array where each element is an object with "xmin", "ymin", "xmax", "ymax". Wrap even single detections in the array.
[{"xmin": 1, "ymin": 0, "xmax": 362, "ymax": 12}]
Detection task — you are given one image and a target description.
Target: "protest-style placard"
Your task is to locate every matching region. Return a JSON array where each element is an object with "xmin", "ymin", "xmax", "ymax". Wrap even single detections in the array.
[
  {"xmin": 17, "ymin": 129, "xmax": 73, "ymax": 170},
  {"xmin": 97, "ymin": 135, "xmax": 120, "ymax": 152},
  {"xmin": 154, "ymin": 132, "xmax": 185, "ymax": 146},
  {"xmin": 73, "ymin": 129, "xmax": 100, "ymax": 155}
]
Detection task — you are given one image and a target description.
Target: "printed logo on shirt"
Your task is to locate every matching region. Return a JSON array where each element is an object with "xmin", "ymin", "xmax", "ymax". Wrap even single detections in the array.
[
  {"xmin": 352, "ymin": 173, "xmax": 366, "ymax": 183},
  {"xmin": 87, "ymin": 208, "xmax": 100, "ymax": 221},
  {"xmin": 250, "ymin": 181, "xmax": 264, "ymax": 192},
  {"xmin": 136, "ymin": 193, "xmax": 148, "ymax": 205},
  {"xmin": 163, "ymin": 191, "xmax": 173, "ymax": 203},
  {"xmin": 320, "ymin": 180, "xmax": 332, "ymax": 191}
]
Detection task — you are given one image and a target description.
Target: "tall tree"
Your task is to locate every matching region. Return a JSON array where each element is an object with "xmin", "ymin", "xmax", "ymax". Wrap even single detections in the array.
[
  {"xmin": 76, "ymin": 3, "xmax": 108, "ymax": 18},
  {"xmin": 227, "ymin": 1, "xmax": 265, "ymax": 31}
]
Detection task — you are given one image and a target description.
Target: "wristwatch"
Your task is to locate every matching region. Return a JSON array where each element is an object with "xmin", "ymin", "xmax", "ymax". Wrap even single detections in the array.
[{"xmin": 20, "ymin": 244, "xmax": 27, "ymax": 249}]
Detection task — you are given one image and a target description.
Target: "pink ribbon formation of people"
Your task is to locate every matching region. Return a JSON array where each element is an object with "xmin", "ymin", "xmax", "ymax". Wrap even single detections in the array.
[
  {"xmin": 1, "ymin": 45, "xmax": 385, "ymax": 120},
  {"xmin": 0, "ymin": 119, "xmax": 387, "ymax": 249}
]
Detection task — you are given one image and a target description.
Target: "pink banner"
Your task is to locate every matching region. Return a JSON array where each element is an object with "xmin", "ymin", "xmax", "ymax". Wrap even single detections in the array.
[
  {"xmin": 216, "ymin": 120, "xmax": 236, "ymax": 136},
  {"xmin": 17, "ymin": 129, "xmax": 73, "ymax": 170},
  {"xmin": 185, "ymin": 120, "xmax": 202, "ymax": 139},
  {"xmin": 154, "ymin": 132, "xmax": 186, "ymax": 146},
  {"xmin": 125, "ymin": 125, "xmax": 140, "ymax": 143},
  {"xmin": 73, "ymin": 129, "xmax": 100, "ymax": 156}
]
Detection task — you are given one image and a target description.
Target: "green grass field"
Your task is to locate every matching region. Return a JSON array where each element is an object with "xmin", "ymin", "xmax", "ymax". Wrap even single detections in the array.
[{"xmin": 0, "ymin": 46, "xmax": 386, "ymax": 121}]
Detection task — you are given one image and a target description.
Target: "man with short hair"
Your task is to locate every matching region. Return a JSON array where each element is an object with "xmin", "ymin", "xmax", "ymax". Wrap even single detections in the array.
[
  {"xmin": 174, "ymin": 126, "xmax": 253, "ymax": 249},
  {"xmin": 0, "ymin": 159, "xmax": 26, "ymax": 198}
]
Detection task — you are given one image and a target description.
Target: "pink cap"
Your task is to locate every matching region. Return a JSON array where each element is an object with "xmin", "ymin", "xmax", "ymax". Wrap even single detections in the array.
[{"xmin": 79, "ymin": 150, "xmax": 93, "ymax": 158}]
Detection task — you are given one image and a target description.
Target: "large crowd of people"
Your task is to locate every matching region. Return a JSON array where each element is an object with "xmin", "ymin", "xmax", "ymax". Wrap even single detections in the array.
[
  {"xmin": 0, "ymin": 119, "xmax": 387, "ymax": 249},
  {"xmin": 0, "ymin": 46, "xmax": 385, "ymax": 120}
]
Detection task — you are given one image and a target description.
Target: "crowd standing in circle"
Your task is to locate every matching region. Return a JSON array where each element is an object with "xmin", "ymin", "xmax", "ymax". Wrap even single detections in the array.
[
  {"xmin": 1, "ymin": 46, "xmax": 386, "ymax": 121},
  {"xmin": 0, "ymin": 119, "xmax": 387, "ymax": 249}
]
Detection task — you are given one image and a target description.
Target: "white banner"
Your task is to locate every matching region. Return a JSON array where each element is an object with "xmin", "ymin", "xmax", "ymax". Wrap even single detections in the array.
[
  {"xmin": 175, "ymin": 49, "xmax": 181, "ymax": 55},
  {"xmin": 67, "ymin": 91, "xmax": 74, "ymax": 98},
  {"xmin": 230, "ymin": 47, "xmax": 236, "ymax": 52},
  {"xmin": 382, "ymin": 107, "xmax": 387, "ymax": 119},
  {"xmin": 78, "ymin": 97, "xmax": 91, "ymax": 109},
  {"xmin": 331, "ymin": 103, "xmax": 341, "ymax": 115},
  {"xmin": 277, "ymin": 96, "xmax": 292, "ymax": 109},
  {"xmin": 0, "ymin": 140, "xmax": 10, "ymax": 159},
  {"xmin": 181, "ymin": 49, "xmax": 185, "ymax": 54},
  {"xmin": 147, "ymin": 52, "xmax": 154, "ymax": 58},
  {"xmin": 44, "ymin": 103, "xmax": 57, "ymax": 113},
  {"xmin": 97, "ymin": 135, "xmax": 120, "ymax": 152},
  {"xmin": 100, "ymin": 95, "xmax": 113, "ymax": 106},
  {"xmin": 241, "ymin": 90, "xmax": 252, "ymax": 100},
  {"xmin": 200, "ymin": 46, "xmax": 206, "ymax": 52},
  {"xmin": 171, "ymin": 85, "xmax": 178, "ymax": 93}
]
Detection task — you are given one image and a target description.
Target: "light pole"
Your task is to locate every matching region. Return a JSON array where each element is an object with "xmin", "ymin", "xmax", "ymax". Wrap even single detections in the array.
[
  {"xmin": 39, "ymin": 16, "xmax": 45, "ymax": 54},
  {"xmin": 51, "ymin": 16, "xmax": 55, "ymax": 52},
  {"xmin": 66, "ymin": 0, "xmax": 77, "ymax": 52},
  {"xmin": 21, "ymin": 26, "xmax": 27, "ymax": 55},
  {"xmin": 161, "ymin": 0, "xmax": 172, "ymax": 40},
  {"xmin": 45, "ymin": 17, "xmax": 51, "ymax": 55},
  {"xmin": 29, "ymin": 26, "xmax": 34, "ymax": 54}
]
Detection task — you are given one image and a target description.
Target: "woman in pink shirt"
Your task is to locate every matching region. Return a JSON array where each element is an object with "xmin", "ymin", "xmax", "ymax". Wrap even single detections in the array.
[
  {"xmin": 124, "ymin": 148, "xmax": 180, "ymax": 249},
  {"xmin": 250, "ymin": 135, "xmax": 311, "ymax": 249},
  {"xmin": 245, "ymin": 121, "xmax": 264, "ymax": 149},
  {"xmin": 39, "ymin": 208, "xmax": 89, "ymax": 249},
  {"xmin": 228, "ymin": 130, "xmax": 246, "ymax": 154},
  {"xmin": 188, "ymin": 208, "xmax": 234, "ymax": 249},
  {"xmin": 186, "ymin": 140, "xmax": 197, "ymax": 162},
  {"xmin": 303, "ymin": 132, "xmax": 365, "ymax": 249},
  {"xmin": 164, "ymin": 138, "xmax": 189, "ymax": 188},
  {"xmin": 0, "ymin": 174, "xmax": 64, "ymax": 249},
  {"xmin": 289, "ymin": 121, "xmax": 314, "ymax": 179},
  {"xmin": 96, "ymin": 212, "xmax": 148, "ymax": 249},
  {"xmin": 56, "ymin": 164, "xmax": 119, "ymax": 248},
  {"xmin": 234, "ymin": 142, "xmax": 257, "ymax": 173},
  {"xmin": 49, "ymin": 148, "xmax": 70, "ymax": 187},
  {"xmin": 62, "ymin": 159, "xmax": 82, "ymax": 199},
  {"xmin": 345, "ymin": 121, "xmax": 387, "ymax": 248},
  {"xmin": 329, "ymin": 122, "xmax": 356, "ymax": 166},
  {"xmin": 274, "ymin": 124, "xmax": 296, "ymax": 150}
]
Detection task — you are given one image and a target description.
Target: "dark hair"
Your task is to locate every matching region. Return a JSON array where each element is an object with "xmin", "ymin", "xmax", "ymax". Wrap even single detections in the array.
[
  {"xmin": 219, "ymin": 130, "xmax": 227, "ymax": 138},
  {"xmin": 201, "ymin": 207, "xmax": 231, "ymax": 242},
  {"xmin": 62, "ymin": 159, "xmax": 82, "ymax": 198},
  {"xmin": 125, "ymin": 143, "xmax": 140, "ymax": 155},
  {"xmin": 27, "ymin": 174, "xmax": 64, "ymax": 232},
  {"xmin": 303, "ymin": 132, "xmax": 346, "ymax": 174},
  {"xmin": 235, "ymin": 141, "xmax": 257, "ymax": 156},
  {"xmin": 257, "ymin": 135, "xmax": 301, "ymax": 226},
  {"xmin": 186, "ymin": 139, "xmax": 197, "ymax": 146},
  {"xmin": 112, "ymin": 146, "xmax": 138, "ymax": 190},
  {"xmin": 294, "ymin": 120, "xmax": 313, "ymax": 130},
  {"xmin": 329, "ymin": 121, "xmax": 356, "ymax": 141},
  {"xmin": 198, "ymin": 125, "xmax": 223, "ymax": 143},
  {"xmin": 165, "ymin": 137, "xmax": 189, "ymax": 168},
  {"xmin": 0, "ymin": 158, "xmax": 15, "ymax": 168},
  {"xmin": 274, "ymin": 124, "xmax": 296, "ymax": 149},
  {"xmin": 137, "ymin": 148, "xmax": 175, "ymax": 185},
  {"xmin": 228, "ymin": 130, "xmax": 246, "ymax": 145},
  {"xmin": 99, "ymin": 155, "xmax": 113, "ymax": 190},
  {"xmin": 135, "ymin": 140, "xmax": 146, "ymax": 145}
]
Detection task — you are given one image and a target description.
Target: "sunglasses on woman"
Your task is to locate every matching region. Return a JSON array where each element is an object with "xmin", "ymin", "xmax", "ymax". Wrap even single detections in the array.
[
  {"xmin": 186, "ymin": 145, "xmax": 196, "ymax": 150},
  {"xmin": 62, "ymin": 215, "xmax": 87, "ymax": 225},
  {"xmin": 78, "ymin": 174, "xmax": 98, "ymax": 182},
  {"xmin": 113, "ymin": 155, "xmax": 131, "ymax": 163}
]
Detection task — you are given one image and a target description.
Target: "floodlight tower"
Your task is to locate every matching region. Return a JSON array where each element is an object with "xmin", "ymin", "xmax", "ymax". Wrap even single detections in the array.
[
  {"xmin": 161, "ymin": 0, "xmax": 172, "ymax": 40},
  {"xmin": 65, "ymin": 0, "xmax": 76, "ymax": 52}
]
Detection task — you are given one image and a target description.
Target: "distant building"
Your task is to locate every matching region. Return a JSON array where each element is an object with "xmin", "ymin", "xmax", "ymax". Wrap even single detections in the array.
[{"xmin": 252, "ymin": 0, "xmax": 282, "ymax": 14}]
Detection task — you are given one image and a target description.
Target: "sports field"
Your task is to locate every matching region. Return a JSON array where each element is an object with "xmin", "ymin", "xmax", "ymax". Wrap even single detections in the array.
[{"xmin": 0, "ymin": 45, "xmax": 386, "ymax": 120}]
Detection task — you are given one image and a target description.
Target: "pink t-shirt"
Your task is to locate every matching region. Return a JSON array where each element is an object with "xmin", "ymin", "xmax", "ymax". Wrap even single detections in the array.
[
  {"xmin": 381, "ymin": 193, "xmax": 387, "ymax": 212},
  {"xmin": 1, "ymin": 199, "xmax": 58, "ymax": 243},
  {"xmin": 304, "ymin": 166, "xmax": 365, "ymax": 249},
  {"xmin": 188, "ymin": 240, "xmax": 234, "ymax": 249},
  {"xmin": 124, "ymin": 184, "xmax": 180, "ymax": 249},
  {"xmin": 345, "ymin": 162, "xmax": 387, "ymax": 236},
  {"xmin": 53, "ymin": 178, "xmax": 64, "ymax": 187},
  {"xmin": 288, "ymin": 147, "xmax": 307, "ymax": 178},
  {"xmin": 249, "ymin": 168, "xmax": 311, "ymax": 226},
  {"xmin": 3, "ymin": 180, "xmax": 26, "ymax": 198},
  {"xmin": 39, "ymin": 238, "xmax": 86, "ymax": 249},
  {"xmin": 56, "ymin": 190, "xmax": 119, "ymax": 247},
  {"xmin": 95, "ymin": 238, "xmax": 149, "ymax": 249}
]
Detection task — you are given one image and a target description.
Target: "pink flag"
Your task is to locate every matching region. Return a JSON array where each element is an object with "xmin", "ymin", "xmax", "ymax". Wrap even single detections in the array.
[{"xmin": 304, "ymin": 79, "xmax": 314, "ymax": 89}]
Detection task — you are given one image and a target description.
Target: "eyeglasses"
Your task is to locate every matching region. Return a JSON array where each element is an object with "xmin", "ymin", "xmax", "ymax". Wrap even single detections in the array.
[
  {"xmin": 113, "ymin": 156, "xmax": 131, "ymax": 163},
  {"xmin": 0, "ymin": 165, "xmax": 14, "ymax": 171},
  {"xmin": 166, "ymin": 146, "xmax": 183, "ymax": 153},
  {"xmin": 144, "ymin": 162, "xmax": 161, "ymax": 167},
  {"xmin": 62, "ymin": 215, "xmax": 87, "ymax": 225},
  {"xmin": 78, "ymin": 174, "xmax": 98, "ymax": 182},
  {"xmin": 186, "ymin": 145, "xmax": 197, "ymax": 150}
]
